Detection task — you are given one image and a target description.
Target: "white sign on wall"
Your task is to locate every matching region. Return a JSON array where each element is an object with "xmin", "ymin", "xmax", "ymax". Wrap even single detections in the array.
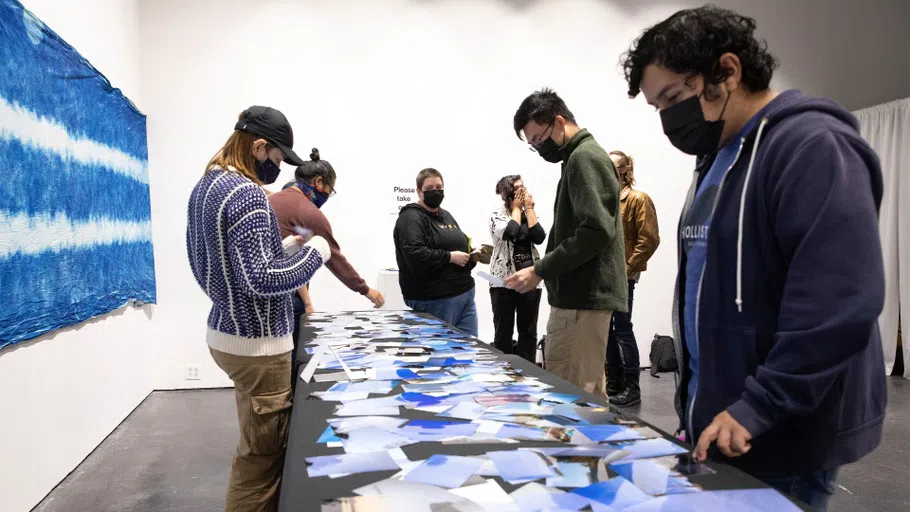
[{"xmin": 391, "ymin": 184, "xmax": 416, "ymax": 214}]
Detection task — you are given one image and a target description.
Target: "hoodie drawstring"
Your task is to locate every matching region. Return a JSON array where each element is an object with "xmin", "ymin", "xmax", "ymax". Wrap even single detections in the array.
[{"xmin": 735, "ymin": 118, "xmax": 769, "ymax": 313}]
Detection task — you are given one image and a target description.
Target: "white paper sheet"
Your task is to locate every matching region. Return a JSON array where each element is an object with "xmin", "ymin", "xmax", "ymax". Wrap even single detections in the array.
[
  {"xmin": 475, "ymin": 270, "xmax": 505, "ymax": 287},
  {"xmin": 449, "ymin": 479, "xmax": 519, "ymax": 511}
]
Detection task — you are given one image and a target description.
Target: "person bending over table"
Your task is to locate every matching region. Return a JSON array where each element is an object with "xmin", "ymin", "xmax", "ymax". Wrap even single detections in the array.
[
  {"xmin": 186, "ymin": 106, "xmax": 330, "ymax": 512},
  {"xmin": 489, "ymin": 174, "xmax": 546, "ymax": 362},
  {"xmin": 269, "ymin": 148, "xmax": 385, "ymax": 382},
  {"xmin": 393, "ymin": 168, "xmax": 479, "ymax": 336}
]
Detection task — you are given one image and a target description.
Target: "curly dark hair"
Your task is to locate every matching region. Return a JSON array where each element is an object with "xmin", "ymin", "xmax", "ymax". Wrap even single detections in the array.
[
  {"xmin": 513, "ymin": 88, "xmax": 576, "ymax": 139},
  {"xmin": 620, "ymin": 5, "xmax": 779, "ymax": 99},
  {"xmin": 495, "ymin": 174, "xmax": 522, "ymax": 205}
]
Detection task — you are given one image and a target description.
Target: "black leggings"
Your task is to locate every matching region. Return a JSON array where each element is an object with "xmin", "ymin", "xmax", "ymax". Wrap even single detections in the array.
[{"xmin": 490, "ymin": 287, "xmax": 542, "ymax": 363}]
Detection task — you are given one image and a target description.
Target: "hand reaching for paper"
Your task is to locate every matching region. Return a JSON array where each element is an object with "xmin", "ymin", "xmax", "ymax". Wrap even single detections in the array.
[{"xmin": 365, "ymin": 288, "xmax": 385, "ymax": 309}]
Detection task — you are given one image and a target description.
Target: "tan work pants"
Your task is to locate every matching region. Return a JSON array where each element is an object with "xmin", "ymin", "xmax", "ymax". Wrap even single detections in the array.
[
  {"xmin": 545, "ymin": 307, "xmax": 614, "ymax": 397},
  {"xmin": 210, "ymin": 348, "xmax": 293, "ymax": 512}
]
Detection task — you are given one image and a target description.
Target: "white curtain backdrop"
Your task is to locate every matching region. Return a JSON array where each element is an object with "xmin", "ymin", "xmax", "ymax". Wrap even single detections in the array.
[{"xmin": 855, "ymin": 98, "xmax": 910, "ymax": 378}]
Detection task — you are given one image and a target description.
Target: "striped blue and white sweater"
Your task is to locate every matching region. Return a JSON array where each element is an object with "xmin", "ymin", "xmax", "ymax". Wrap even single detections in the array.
[{"xmin": 186, "ymin": 167, "xmax": 330, "ymax": 356}]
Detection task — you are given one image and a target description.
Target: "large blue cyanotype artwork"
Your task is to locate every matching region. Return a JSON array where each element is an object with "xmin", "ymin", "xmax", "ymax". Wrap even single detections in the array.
[{"xmin": 0, "ymin": 0, "xmax": 156, "ymax": 349}]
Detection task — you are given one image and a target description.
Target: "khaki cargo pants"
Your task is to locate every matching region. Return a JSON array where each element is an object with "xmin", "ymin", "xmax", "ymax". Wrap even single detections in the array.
[
  {"xmin": 545, "ymin": 307, "xmax": 613, "ymax": 397},
  {"xmin": 210, "ymin": 348, "xmax": 293, "ymax": 512}
]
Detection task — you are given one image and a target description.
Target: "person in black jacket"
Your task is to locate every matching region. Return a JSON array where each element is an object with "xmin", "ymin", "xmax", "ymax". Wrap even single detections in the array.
[
  {"xmin": 489, "ymin": 175, "xmax": 546, "ymax": 362},
  {"xmin": 393, "ymin": 168, "xmax": 478, "ymax": 335}
]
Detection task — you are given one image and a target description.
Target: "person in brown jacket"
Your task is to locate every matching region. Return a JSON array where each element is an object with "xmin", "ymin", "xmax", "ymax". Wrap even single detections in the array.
[
  {"xmin": 269, "ymin": 148, "xmax": 384, "ymax": 384},
  {"xmin": 606, "ymin": 150, "xmax": 660, "ymax": 406}
]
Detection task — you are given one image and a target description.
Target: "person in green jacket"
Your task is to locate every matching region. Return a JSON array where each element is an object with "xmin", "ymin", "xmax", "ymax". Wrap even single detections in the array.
[{"xmin": 506, "ymin": 88, "xmax": 628, "ymax": 397}]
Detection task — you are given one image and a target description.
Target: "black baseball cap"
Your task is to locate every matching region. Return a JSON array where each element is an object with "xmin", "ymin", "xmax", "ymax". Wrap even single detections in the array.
[{"xmin": 234, "ymin": 106, "xmax": 305, "ymax": 166}]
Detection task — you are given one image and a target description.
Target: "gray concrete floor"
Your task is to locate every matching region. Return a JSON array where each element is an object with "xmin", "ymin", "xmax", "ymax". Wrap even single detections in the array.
[{"xmin": 34, "ymin": 378, "xmax": 910, "ymax": 511}]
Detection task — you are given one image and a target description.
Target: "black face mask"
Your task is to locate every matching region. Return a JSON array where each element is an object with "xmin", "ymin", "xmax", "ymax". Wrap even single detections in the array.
[
  {"xmin": 535, "ymin": 137, "xmax": 563, "ymax": 163},
  {"xmin": 660, "ymin": 93, "xmax": 730, "ymax": 155},
  {"xmin": 255, "ymin": 158, "xmax": 282, "ymax": 184},
  {"xmin": 423, "ymin": 189, "xmax": 444, "ymax": 209}
]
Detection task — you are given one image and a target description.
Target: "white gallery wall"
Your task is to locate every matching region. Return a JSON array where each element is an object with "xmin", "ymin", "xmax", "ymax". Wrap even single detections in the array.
[
  {"xmin": 139, "ymin": 0, "xmax": 910, "ymax": 389},
  {"xmin": 0, "ymin": 2, "xmax": 154, "ymax": 511}
]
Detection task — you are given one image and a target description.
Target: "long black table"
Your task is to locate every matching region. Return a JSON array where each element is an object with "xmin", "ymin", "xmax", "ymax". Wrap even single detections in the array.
[{"xmin": 279, "ymin": 311, "xmax": 809, "ymax": 511}]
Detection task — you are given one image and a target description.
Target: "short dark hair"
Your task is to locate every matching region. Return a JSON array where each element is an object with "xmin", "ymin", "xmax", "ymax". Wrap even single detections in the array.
[
  {"xmin": 495, "ymin": 174, "xmax": 522, "ymax": 205},
  {"xmin": 620, "ymin": 5, "xmax": 779, "ymax": 98},
  {"xmin": 513, "ymin": 88, "xmax": 577, "ymax": 139},
  {"xmin": 295, "ymin": 148, "xmax": 336, "ymax": 187},
  {"xmin": 416, "ymin": 168, "xmax": 443, "ymax": 190}
]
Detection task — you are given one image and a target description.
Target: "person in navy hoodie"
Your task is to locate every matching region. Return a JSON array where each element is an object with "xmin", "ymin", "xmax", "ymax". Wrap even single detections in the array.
[{"xmin": 620, "ymin": 6, "xmax": 886, "ymax": 510}]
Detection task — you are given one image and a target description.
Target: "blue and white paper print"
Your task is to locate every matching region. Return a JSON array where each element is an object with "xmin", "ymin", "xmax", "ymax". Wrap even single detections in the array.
[{"xmin": 0, "ymin": 1, "xmax": 155, "ymax": 348}]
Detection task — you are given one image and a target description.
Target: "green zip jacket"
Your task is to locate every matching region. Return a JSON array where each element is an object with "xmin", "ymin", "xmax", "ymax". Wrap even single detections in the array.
[{"xmin": 534, "ymin": 129, "xmax": 628, "ymax": 312}]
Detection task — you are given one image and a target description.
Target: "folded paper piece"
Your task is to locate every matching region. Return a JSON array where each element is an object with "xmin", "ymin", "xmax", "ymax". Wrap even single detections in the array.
[
  {"xmin": 321, "ymin": 495, "xmax": 424, "ymax": 511},
  {"xmin": 329, "ymin": 380, "xmax": 400, "ymax": 394},
  {"xmin": 342, "ymin": 427, "xmax": 417, "ymax": 454},
  {"xmin": 486, "ymin": 450, "xmax": 559, "ymax": 482},
  {"xmin": 310, "ymin": 391, "xmax": 371, "ymax": 402},
  {"xmin": 540, "ymin": 393, "xmax": 581, "ymax": 404},
  {"xmin": 402, "ymin": 454, "xmax": 485, "ymax": 489},
  {"xmin": 572, "ymin": 476, "xmax": 652, "ymax": 510},
  {"xmin": 509, "ymin": 483, "xmax": 589, "ymax": 512},
  {"xmin": 610, "ymin": 438, "xmax": 689, "ymax": 461},
  {"xmin": 610, "ymin": 459, "xmax": 701, "ymax": 496},
  {"xmin": 475, "ymin": 270, "xmax": 505, "ymax": 287},
  {"xmin": 351, "ymin": 476, "xmax": 469, "ymax": 512},
  {"xmin": 575, "ymin": 424, "xmax": 662, "ymax": 443},
  {"xmin": 300, "ymin": 343, "xmax": 327, "ymax": 383},
  {"xmin": 624, "ymin": 488, "xmax": 803, "ymax": 512},
  {"xmin": 653, "ymin": 454, "xmax": 716, "ymax": 476},
  {"xmin": 327, "ymin": 416, "xmax": 408, "ymax": 434},
  {"xmin": 305, "ymin": 451, "xmax": 399, "ymax": 478},
  {"xmin": 334, "ymin": 403, "xmax": 401, "ymax": 417},
  {"xmin": 438, "ymin": 401, "xmax": 488, "ymax": 421},
  {"xmin": 546, "ymin": 461, "xmax": 594, "ymax": 489},
  {"xmin": 573, "ymin": 407, "xmax": 617, "ymax": 425},
  {"xmin": 449, "ymin": 479, "xmax": 518, "ymax": 511},
  {"xmin": 527, "ymin": 445, "xmax": 626, "ymax": 459}
]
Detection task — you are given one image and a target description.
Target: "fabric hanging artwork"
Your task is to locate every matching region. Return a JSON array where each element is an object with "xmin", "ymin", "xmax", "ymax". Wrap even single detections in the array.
[{"xmin": 0, "ymin": 0, "xmax": 156, "ymax": 349}]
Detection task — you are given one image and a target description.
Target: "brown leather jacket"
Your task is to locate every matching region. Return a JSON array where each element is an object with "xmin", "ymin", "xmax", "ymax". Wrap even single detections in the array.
[{"xmin": 621, "ymin": 187, "xmax": 660, "ymax": 276}]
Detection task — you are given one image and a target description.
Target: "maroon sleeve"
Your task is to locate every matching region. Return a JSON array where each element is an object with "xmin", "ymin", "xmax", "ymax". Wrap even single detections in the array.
[{"xmin": 308, "ymin": 210, "xmax": 370, "ymax": 295}]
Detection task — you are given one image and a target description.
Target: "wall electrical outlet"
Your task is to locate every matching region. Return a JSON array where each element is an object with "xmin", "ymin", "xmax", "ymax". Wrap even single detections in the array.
[{"xmin": 185, "ymin": 364, "xmax": 201, "ymax": 380}]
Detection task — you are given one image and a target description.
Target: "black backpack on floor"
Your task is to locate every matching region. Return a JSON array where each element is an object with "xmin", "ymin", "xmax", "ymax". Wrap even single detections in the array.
[{"xmin": 649, "ymin": 334, "xmax": 678, "ymax": 377}]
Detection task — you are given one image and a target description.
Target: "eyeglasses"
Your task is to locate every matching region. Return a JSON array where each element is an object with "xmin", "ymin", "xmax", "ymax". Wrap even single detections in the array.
[{"xmin": 527, "ymin": 122, "xmax": 555, "ymax": 152}]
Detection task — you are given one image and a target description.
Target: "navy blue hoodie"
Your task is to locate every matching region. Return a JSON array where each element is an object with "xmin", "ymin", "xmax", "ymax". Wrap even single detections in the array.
[{"xmin": 672, "ymin": 90, "xmax": 887, "ymax": 473}]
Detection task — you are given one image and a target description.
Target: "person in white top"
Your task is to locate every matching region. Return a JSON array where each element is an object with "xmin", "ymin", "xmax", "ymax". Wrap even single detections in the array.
[{"xmin": 488, "ymin": 175, "xmax": 546, "ymax": 362}]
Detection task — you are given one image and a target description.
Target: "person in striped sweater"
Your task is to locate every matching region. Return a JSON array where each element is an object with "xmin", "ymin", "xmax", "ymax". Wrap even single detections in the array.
[{"xmin": 186, "ymin": 106, "xmax": 330, "ymax": 512}]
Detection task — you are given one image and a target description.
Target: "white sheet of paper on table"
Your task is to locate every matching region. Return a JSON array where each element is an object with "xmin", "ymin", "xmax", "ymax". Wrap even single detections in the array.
[
  {"xmin": 334, "ymin": 402, "xmax": 401, "ymax": 417},
  {"xmin": 353, "ymin": 477, "xmax": 463, "ymax": 505},
  {"xmin": 328, "ymin": 416, "xmax": 408, "ymax": 434},
  {"xmin": 449, "ymin": 479, "xmax": 519, "ymax": 511},
  {"xmin": 299, "ymin": 343, "xmax": 327, "ymax": 383},
  {"xmin": 341, "ymin": 427, "xmax": 416, "ymax": 454},
  {"xmin": 310, "ymin": 391, "xmax": 371, "ymax": 402},
  {"xmin": 312, "ymin": 370, "xmax": 370, "ymax": 382}
]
